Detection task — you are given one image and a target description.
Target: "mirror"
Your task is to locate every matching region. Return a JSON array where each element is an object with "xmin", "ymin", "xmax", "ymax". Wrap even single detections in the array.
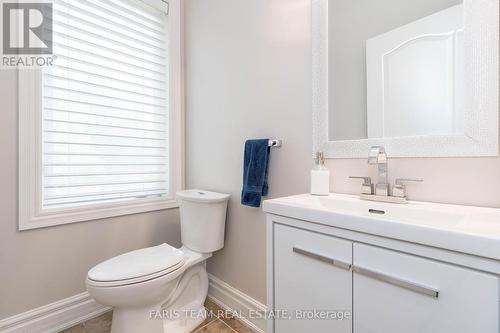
[
  {"xmin": 329, "ymin": 0, "xmax": 463, "ymax": 141},
  {"xmin": 312, "ymin": 0, "xmax": 498, "ymax": 157}
]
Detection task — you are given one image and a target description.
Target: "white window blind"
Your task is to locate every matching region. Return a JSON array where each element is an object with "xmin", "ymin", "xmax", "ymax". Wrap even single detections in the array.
[{"xmin": 42, "ymin": 0, "xmax": 170, "ymax": 208}]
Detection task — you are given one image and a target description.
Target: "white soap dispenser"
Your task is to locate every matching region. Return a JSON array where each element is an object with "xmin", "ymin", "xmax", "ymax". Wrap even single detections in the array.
[{"xmin": 310, "ymin": 152, "xmax": 330, "ymax": 196}]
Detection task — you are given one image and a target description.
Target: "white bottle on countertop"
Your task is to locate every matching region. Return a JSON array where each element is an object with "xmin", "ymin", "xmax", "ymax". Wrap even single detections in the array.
[{"xmin": 310, "ymin": 152, "xmax": 330, "ymax": 196}]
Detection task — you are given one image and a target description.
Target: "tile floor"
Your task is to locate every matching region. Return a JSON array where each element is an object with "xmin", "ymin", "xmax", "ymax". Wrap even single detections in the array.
[{"xmin": 60, "ymin": 299, "xmax": 256, "ymax": 333}]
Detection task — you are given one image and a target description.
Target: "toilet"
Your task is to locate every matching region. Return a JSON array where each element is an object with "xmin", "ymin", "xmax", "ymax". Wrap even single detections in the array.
[{"xmin": 86, "ymin": 190, "xmax": 230, "ymax": 333}]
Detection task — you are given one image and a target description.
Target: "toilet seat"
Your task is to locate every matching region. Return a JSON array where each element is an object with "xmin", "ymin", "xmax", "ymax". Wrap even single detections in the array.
[{"xmin": 87, "ymin": 243, "xmax": 186, "ymax": 287}]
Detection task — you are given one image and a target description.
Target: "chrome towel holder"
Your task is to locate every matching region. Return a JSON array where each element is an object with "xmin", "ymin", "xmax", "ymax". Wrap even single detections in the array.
[{"xmin": 268, "ymin": 140, "xmax": 282, "ymax": 147}]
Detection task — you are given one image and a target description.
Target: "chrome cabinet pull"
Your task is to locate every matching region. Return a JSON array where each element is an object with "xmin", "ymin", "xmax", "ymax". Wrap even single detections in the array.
[
  {"xmin": 353, "ymin": 266, "xmax": 439, "ymax": 298},
  {"xmin": 292, "ymin": 247, "xmax": 352, "ymax": 271}
]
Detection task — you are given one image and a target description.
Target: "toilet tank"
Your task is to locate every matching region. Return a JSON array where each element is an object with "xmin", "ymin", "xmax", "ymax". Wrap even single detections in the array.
[{"xmin": 176, "ymin": 189, "xmax": 230, "ymax": 253}]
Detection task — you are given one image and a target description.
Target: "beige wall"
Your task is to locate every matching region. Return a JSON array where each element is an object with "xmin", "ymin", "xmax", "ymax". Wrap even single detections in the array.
[
  {"xmin": 329, "ymin": 157, "xmax": 500, "ymax": 208},
  {"xmin": 184, "ymin": 0, "xmax": 312, "ymax": 303},
  {"xmin": 185, "ymin": 0, "xmax": 500, "ymax": 306},
  {"xmin": 0, "ymin": 69, "xmax": 182, "ymax": 319}
]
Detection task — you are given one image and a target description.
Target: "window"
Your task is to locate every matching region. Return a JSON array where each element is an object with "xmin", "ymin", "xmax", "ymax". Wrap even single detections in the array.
[{"xmin": 19, "ymin": 0, "xmax": 184, "ymax": 230}]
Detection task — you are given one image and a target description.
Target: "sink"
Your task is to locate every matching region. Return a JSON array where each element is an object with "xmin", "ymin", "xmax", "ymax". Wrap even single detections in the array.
[
  {"xmin": 315, "ymin": 195, "xmax": 466, "ymax": 227},
  {"xmin": 263, "ymin": 193, "xmax": 500, "ymax": 260}
]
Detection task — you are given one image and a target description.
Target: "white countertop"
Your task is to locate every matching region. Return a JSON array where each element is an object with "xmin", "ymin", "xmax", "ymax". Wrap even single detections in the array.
[{"xmin": 263, "ymin": 193, "xmax": 500, "ymax": 261}]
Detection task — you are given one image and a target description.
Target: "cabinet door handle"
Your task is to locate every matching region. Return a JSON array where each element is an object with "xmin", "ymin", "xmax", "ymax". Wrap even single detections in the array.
[
  {"xmin": 292, "ymin": 247, "xmax": 352, "ymax": 271},
  {"xmin": 353, "ymin": 265, "xmax": 439, "ymax": 298}
]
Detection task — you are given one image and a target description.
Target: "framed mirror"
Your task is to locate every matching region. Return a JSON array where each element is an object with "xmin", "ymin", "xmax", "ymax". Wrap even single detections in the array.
[{"xmin": 312, "ymin": 0, "xmax": 499, "ymax": 158}]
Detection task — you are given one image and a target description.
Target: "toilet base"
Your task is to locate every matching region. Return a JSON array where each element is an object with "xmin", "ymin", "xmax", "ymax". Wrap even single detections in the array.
[
  {"xmin": 163, "ymin": 307, "xmax": 207, "ymax": 333},
  {"xmin": 108, "ymin": 305, "xmax": 207, "ymax": 333},
  {"xmin": 162, "ymin": 263, "xmax": 210, "ymax": 332},
  {"xmin": 106, "ymin": 261, "xmax": 210, "ymax": 333},
  {"xmin": 111, "ymin": 304, "xmax": 164, "ymax": 333},
  {"xmin": 109, "ymin": 305, "xmax": 206, "ymax": 333}
]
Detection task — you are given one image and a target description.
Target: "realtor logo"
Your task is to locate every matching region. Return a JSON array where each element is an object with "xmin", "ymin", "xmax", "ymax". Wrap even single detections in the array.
[
  {"xmin": 2, "ymin": 2, "xmax": 53, "ymax": 55},
  {"xmin": 1, "ymin": 2, "xmax": 55, "ymax": 68}
]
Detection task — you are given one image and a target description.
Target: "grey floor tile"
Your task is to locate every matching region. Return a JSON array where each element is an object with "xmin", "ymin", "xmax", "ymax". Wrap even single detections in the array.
[
  {"xmin": 82, "ymin": 312, "xmax": 112, "ymax": 333},
  {"xmin": 58, "ymin": 323, "xmax": 86, "ymax": 333},
  {"xmin": 193, "ymin": 319, "xmax": 236, "ymax": 333}
]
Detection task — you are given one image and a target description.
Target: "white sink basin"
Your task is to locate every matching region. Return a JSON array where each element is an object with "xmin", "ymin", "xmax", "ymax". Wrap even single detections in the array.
[
  {"xmin": 316, "ymin": 196, "xmax": 466, "ymax": 227},
  {"xmin": 263, "ymin": 193, "xmax": 500, "ymax": 260}
]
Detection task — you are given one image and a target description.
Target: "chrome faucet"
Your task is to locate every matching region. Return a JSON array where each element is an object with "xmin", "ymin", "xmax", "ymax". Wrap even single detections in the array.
[
  {"xmin": 368, "ymin": 146, "xmax": 389, "ymax": 196},
  {"xmin": 349, "ymin": 146, "xmax": 423, "ymax": 203}
]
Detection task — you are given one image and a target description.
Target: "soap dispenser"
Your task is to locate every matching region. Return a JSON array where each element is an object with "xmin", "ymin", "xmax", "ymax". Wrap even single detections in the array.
[{"xmin": 310, "ymin": 152, "xmax": 330, "ymax": 196}]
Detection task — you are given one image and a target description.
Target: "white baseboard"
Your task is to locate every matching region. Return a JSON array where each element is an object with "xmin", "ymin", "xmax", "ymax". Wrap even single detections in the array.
[
  {"xmin": 208, "ymin": 274, "xmax": 267, "ymax": 333},
  {"xmin": 0, "ymin": 276, "xmax": 266, "ymax": 333},
  {"xmin": 0, "ymin": 292, "xmax": 111, "ymax": 333}
]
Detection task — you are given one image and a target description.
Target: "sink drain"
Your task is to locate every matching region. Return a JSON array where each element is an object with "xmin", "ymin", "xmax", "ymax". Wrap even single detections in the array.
[{"xmin": 369, "ymin": 209, "xmax": 385, "ymax": 215}]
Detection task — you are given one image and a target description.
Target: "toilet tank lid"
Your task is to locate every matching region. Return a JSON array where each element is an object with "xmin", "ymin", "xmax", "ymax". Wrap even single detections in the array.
[{"xmin": 176, "ymin": 189, "xmax": 230, "ymax": 203}]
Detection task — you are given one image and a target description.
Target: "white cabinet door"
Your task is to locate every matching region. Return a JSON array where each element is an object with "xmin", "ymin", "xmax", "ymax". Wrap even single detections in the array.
[
  {"xmin": 353, "ymin": 243, "xmax": 499, "ymax": 333},
  {"xmin": 273, "ymin": 223, "xmax": 353, "ymax": 333}
]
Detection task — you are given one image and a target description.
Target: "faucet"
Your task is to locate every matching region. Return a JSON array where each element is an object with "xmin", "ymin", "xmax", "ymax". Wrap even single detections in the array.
[
  {"xmin": 368, "ymin": 146, "xmax": 389, "ymax": 196},
  {"xmin": 349, "ymin": 146, "xmax": 423, "ymax": 203}
]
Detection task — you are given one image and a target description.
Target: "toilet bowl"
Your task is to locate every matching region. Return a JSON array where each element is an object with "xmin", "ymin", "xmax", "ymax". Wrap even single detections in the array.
[{"xmin": 86, "ymin": 190, "xmax": 230, "ymax": 333}]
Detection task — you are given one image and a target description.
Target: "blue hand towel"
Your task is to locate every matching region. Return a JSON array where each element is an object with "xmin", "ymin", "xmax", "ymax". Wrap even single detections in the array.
[{"xmin": 241, "ymin": 139, "xmax": 270, "ymax": 208}]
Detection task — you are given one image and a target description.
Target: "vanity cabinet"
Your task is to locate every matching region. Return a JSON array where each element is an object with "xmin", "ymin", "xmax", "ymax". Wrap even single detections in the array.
[
  {"xmin": 274, "ymin": 223, "xmax": 352, "ymax": 333},
  {"xmin": 269, "ymin": 220, "xmax": 500, "ymax": 333},
  {"xmin": 353, "ymin": 243, "xmax": 499, "ymax": 333}
]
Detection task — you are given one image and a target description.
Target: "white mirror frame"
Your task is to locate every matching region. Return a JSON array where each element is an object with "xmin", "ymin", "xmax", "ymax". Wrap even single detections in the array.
[{"xmin": 312, "ymin": 0, "xmax": 499, "ymax": 158}]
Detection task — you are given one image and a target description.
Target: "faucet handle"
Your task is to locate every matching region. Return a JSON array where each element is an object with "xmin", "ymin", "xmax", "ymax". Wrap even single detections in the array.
[
  {"xmin": 349, "ymin": 176, "xmax": 374, "ymax": 195},
  {"xmin": 395, "ymin": 178, "xmax": 423, "ymax": 185},
  {"xmin": 393, "ymin": 178, "xmax": 423, "ymax": 198}
]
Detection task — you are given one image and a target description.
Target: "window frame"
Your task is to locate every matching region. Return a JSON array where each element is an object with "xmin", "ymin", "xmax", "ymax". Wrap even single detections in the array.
[{"xmin": 18, "ymin": 0, "xmax": 185, "ymax": 231}]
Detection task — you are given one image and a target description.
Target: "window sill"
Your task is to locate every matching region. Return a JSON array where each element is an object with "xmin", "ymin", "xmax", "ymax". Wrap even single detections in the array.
[{"xmin": 19, "ymin": 197, "xmax": 180, "ymax": 231}]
